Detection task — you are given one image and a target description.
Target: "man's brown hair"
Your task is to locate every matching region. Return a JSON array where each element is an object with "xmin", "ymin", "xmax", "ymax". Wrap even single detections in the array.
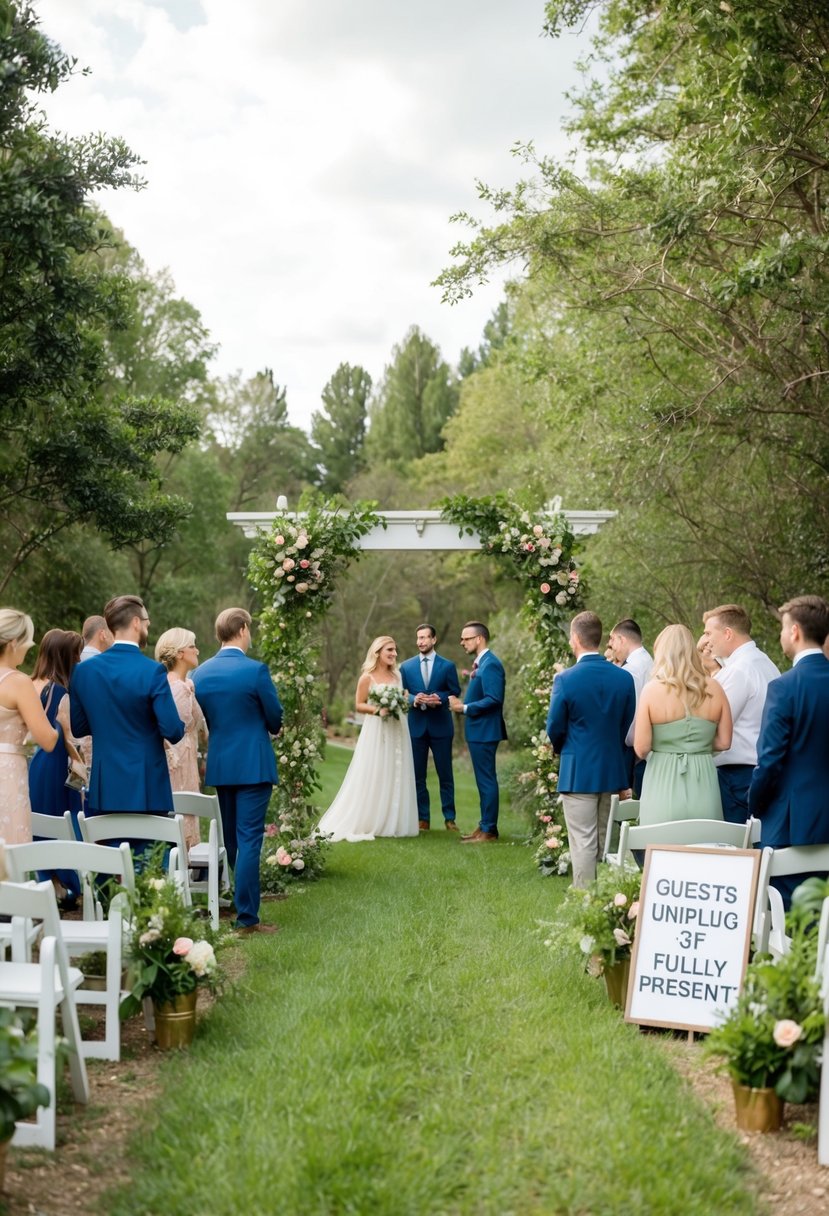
[
  {"xmin": 779, "ymin": 595, "xmax": 829, "ymax": 647},
  {"xmin": 571, "ymin": 611, "xmax": 602, "ymax": 649},
  {"xmin": 702, "ymin": 603, "xmax": 752, "ymax": 635},
  {"xmin": 216, "ymin": 607, "xmax": 252, "ymax": 644},
  {"xmin": 104, "ymin": 595, "xmax": 146, "ymax": 634}
]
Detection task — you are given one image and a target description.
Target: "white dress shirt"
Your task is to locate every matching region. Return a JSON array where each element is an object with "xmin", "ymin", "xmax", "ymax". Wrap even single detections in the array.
[
  {"xmin": 623, "ymin": 646, "xmax": 653, "ymax": 746},
  {"xmin": 714, "ymin": 639, "xmax": 780, "ymax": 766}
]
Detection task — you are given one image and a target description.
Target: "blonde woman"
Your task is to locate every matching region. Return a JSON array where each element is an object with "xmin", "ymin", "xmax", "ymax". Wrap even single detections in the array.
[
  {"xmin": 634, "ymin": 624, "xmax": 732, "ymax": 826},
  {"xmin": 155, "ymin": 627, "xmax": 208, "ymax": 851},
  {"xmin": 317, "ymin": 636, "xmax": 418, "ymax": 842},
  {"xmin": 0, "ymin": 609, "xmax": 59, "ymax": 844}
]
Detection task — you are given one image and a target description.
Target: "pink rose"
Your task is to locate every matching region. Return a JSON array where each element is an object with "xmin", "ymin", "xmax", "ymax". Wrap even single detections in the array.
[
  {"xmin": 282, "ymin": 557, "xmax": 295, "ymax": 571},
  {"xmin": 540, "ymin": 583, "xmax": 551, "ymax": 595},
  {"xmin": 540, "ymin": 814, "xmax": 552, "ymax": 823},
  {"xmin": 773, "ymin": 1019, "xmax": 803, "ymax": 1048},
  {"xmin": 299, "ymin": 559, "xmax": 310, "ymax": 568},
  {"xmin": 173, "ymin": 937, "xmax": 194, "ymax": 956},
  {"xmin": 613, "ymin": 893, "xmax": 627, "ymax": 907},
  {"xmin": 533, "ymin": 525, "xmax": 544, "ymax": 536},
  {"xmin": 295, "ymin": 582, "xmax": 309, "ymax": 593},
  {"xmin": 275, "ymin": 535, "xmax": 285, "ymax": 545},
  {"xmin": 613, "ymin": 928, "xmax": 631, "ymax": 947},
  {"xmin": 276, "ymin": 846, "xmax": 293, "ymax": 866},
  {"xmin": 628, "ymin": 901, "xmax": 640, "ymax": 919},
  {"xmin": 525, "ymin": 542, "xmax": 535, "ymax": 552},
  {"xmin": 546, "ymin": 837, "xmax": 560, "ymax": 849}
]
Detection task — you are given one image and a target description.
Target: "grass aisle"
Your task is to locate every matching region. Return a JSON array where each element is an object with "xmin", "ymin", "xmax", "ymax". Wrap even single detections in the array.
[{"xmin": 109, "ymin": 750, "xmax": 760, "ymax": 1215}]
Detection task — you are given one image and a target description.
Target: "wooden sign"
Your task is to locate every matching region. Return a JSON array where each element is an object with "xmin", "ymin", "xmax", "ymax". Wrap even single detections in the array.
[{"xmin": 625, "ymin": 845, "xmax": 761, "ymax": 1033}]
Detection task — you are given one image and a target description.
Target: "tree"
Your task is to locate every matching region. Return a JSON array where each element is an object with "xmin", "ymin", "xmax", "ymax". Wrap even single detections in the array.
[
  {"xmin": 310, "ymin": 362, "xmax": 371, "ymax": 494},
  {"xmin": 0, "ymin": 1, "xmax": 201, "ymax": 593},
  {"xmin": 366, "ymin": 327, "xmax": 459, "ymax": 465}
]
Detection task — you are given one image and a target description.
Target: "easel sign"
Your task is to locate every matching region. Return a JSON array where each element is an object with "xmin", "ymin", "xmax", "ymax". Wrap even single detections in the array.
[{"xmin": 625, "ymin": 846, "xmax": 761, "ymax": 1033}]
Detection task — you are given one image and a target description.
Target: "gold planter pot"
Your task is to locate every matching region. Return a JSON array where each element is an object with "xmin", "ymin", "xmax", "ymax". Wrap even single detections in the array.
[
  {"xmin": 731, "ymin": 1079, "xmax": 784, "ymax": 1133},
  {"xmin": 603, "ymin": 958, "xmax": 630, "ymax": 1009},
  {"xmin": 153, "ymin": 990, "xmax": 198, "ymax": 1050},
  {"xmin": 0, "ymin": 1136, "xmax": 11, "ymax": 1193}
]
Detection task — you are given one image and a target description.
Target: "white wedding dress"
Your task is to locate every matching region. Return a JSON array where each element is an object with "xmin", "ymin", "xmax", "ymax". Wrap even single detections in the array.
[{"xmin": 318, "ymin": 682, "xmax": 419, "ymax": 842}]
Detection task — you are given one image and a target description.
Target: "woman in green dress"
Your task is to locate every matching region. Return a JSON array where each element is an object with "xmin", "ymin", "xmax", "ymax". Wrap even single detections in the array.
[{"xmin": 634, "ymin": 624, "xmax": 732, "ymax": 826}]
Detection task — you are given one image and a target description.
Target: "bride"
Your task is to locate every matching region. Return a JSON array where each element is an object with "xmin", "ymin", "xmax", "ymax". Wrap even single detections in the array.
[{"xmin": 317, "ymin": 636, "xmax": 419, "ymax": 842}]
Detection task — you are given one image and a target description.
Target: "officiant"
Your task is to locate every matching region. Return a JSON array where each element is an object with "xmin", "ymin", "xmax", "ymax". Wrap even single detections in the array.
[{"xmin": 400, "ymin": 624, "xmax": 461, "ymax": 832}]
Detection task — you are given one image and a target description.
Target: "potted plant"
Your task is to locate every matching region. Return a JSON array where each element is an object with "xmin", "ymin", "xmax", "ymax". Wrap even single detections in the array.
[
  {"xmin": 121, "ymin": 866, "xmax": 223, "ymax": 1050},
  {"xmin": 0, "ymin": 1008, "xmax": 50, "ymax": 1187},
  {"xmin": 546, "ymin": 864, "xmax": 642, "ymax": 1006},
  {"xmin": 704, "ymin": 937, "xmax": 824, "ymax": 1132}
]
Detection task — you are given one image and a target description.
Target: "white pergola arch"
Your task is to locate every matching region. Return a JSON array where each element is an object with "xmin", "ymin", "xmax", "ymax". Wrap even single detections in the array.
[{"xmin": 228, "ymin": 499, "xmax": 616, "ymax": 549}]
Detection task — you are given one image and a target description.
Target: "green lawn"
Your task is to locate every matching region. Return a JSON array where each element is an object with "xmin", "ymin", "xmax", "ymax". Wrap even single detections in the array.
[{"xmin": 106, "ymin": 746, "xmax": 762, "ymax": 1215}]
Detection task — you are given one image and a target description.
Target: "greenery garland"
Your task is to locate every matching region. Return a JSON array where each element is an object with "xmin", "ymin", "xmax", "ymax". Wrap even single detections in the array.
[
  {"xmin": 247, "ymin": 497, "xmax": 381, "ymax": 890},
  {"xmin": 440, "ymin": 494, "xmax": 585, "ymax": 871}
]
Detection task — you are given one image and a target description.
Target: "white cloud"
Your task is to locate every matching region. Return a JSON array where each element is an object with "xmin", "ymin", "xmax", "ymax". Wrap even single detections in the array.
[{"xmin": 35, "ymin": 0, "xmax": 593, "ymax": 429}]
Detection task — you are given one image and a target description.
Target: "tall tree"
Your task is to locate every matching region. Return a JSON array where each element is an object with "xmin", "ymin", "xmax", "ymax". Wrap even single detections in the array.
[
  {"xmin": 366, "ymin": 327, "xmax": 459, "ymax": 465},
  {"xmin": 0, "ymin": 1, "xmax": 200, "ymax": 593},
  {"xmin": 310, "ymin": 362, "xmax": 371, "ymax": 494}
]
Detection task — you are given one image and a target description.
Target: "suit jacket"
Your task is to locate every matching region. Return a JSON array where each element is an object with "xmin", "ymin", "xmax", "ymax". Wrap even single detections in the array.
[
  {"xmin": 546, "ymin": 654, "xmax": 635, "ymax": 793},
  {"xmin": 399, "ymin": 652, "xmax": 460, "ymax": 739},
  {"xmin": 69, "ymin": 642, "xmax": 184, "ymax": 813},
  {"xmin": 191, "ymin": 648, "xmax": 283, "ymax": 787},
  {"xmin": 748, "ymin": 653, "xmax": 829, "ymax": 846},
  {"xmin": 463, "ymin": 651, "xmax": 507, "ymax": 744}
]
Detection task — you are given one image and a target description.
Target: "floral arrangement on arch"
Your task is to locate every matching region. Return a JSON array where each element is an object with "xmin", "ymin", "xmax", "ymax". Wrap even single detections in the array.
[
  {"xmin": 248, "ymin": 496, "xmax": 381, "ymax": 869},
  {"xmin": 441, "ymin": 494, "xmax": 584, "ymax": 871}
]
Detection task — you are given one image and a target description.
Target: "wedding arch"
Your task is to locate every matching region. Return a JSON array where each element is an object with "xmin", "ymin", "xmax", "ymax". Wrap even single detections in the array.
[{"xmin": 228, "ymin": 494, "xmax": 615, "ymax": 879}]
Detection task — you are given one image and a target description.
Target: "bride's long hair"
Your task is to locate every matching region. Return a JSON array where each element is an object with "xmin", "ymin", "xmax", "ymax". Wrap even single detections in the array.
[
  {"xmin": 652, "ymin": 623, "xmax": 710, "ymax": 711},
  {"xmin": 361, "ymin": 636, "xmax": 397, "ymax": 676}
]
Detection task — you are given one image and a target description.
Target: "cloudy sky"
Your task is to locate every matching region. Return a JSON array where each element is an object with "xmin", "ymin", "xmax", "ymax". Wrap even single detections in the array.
[{"xmin": 36, "ymin": 0, "xmax": 593, "ymax": 432}]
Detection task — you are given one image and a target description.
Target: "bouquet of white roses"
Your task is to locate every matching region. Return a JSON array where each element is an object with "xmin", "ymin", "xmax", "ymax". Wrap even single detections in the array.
[{"xmin": 367, "ymin": 685, "xmax": 410, "ymax": 720}]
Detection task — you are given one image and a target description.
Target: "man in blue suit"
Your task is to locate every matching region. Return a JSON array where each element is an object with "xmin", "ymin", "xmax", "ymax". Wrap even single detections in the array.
[
  {"xmin": 70, "ymin": 595, "xmax": 184, "ymax": 816},
  {"xmin": 749, "ymin": 595, "xmax": 829, "ymax": 908},
  {"xmin": 399, "ymin": 624, "xmax": 461, "ymax": 832},
  {"xmin": 191, "ymin": 607, "xmax": 283, "ymax": 934},
  {"xmin": 449, "ymin": 622, "xmax": 507, "ymax": 842},
  {"xmin": 547, "ymin": 611, "xmax": 636, "ymax": 887}
]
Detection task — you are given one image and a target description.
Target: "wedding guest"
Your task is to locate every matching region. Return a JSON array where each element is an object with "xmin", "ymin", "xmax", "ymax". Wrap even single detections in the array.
[
  {"xmin": 749, "ymin": 595, "xmax": 829, "ymax": 908},
  {"xmin": 69, "ymin": 595, "xmax": 184, "ymax": 817},
  {"xmin": 608, "ymin": 618, "xmax": 654, "ymax": 796},
  {"xmin": 399, "ymin": 624, "xmax": 461, "ymax": 832},
  {"xmin": 449, "ymin": 622, "xmax": 507, "ymax": 843},
  {"xmin": 29, "ymin": 629, "xmax": 86, "ymax": 907},
  {"xmin": 634, "ymin": 624, "xmax": 731, "ymax": 826},
  {"xmin": 701, "ymin": 603, "xmax": 780, "ymax": 824},
  {"xmin": 155, "ymin": 627, "xmax": 209, "ymax": 851},
  {"xmin": 318, "ymin": 636, "xmax": 419, "ymax": 842},
  {"xmin": 696, "ymin": 634, "xmax": 722, "ymax": 677},
  {"xmin": 80, "ymin": 615, "xmax": 113, "ymax": 661},
  {"xmin": 547, "ymin": 611, "xmax": 635, "ymax": 885},
  {"xmin": 191, "ymin": 608, "xmax": 283, "ymax": 934},
  {"xmin": 0, "ymin": 609, "xmax": 59, "ymax": 844}
]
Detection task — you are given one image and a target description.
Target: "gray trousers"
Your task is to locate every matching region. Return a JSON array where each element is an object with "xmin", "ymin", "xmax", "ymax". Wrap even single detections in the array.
[{"xmin": 560, "ymin": 792, "xmax": 613, "ymax": 888}]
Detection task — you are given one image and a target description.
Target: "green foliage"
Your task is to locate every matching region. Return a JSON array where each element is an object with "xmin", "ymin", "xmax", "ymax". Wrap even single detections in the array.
[
  {"xmin": 121, "ymin": 861, "xmax": 222, "ymax": 1018},
  {"xmin": 0, "ymin": 1007, "xmax": 50, "ymax": 1142},
  {"xmin": 546, "ymin": 864, "xmax": 643, "ymax": 971},
  {"xmin": 704, "ymin": 939, "xmax": 825, "ymax": 1101},
  {"xmin": 310, "ymin": 362, "xmax": 371, "ymax": 494},
  {"xmin": 259, "ymin": 815, "xmax": 332, "ymax": 895},
  {"xmin": 366, "ymin": 326, "xmax": 459, "ymax": 465}
]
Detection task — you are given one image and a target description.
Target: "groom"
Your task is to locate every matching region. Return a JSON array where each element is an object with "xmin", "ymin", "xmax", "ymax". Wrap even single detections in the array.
[{"xmin": 400, "ymin": 624, "xmax": 461, "ymax": 831}]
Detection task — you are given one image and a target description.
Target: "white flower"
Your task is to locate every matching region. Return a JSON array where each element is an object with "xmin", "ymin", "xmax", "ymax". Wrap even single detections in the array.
[
  {"xmin": 185, "ymin": 940, "xmax": 216, "ymax": 977},
  {"xmin": 139, "ymin": 929, "xmax": 162, "ymax": 945},
  {"xmin": 292, "ymin": 858, "xmax": 305, "ymax": 871},
  {"xmin": 579, "ymin": 934, "xmax": 595, "ymax": 955}
]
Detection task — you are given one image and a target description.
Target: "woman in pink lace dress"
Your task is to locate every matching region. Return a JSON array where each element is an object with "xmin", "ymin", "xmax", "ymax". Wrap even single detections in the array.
[
  {"xmin": 154, "ymin": 628, "xmax": 208, "ymax": 851},
  {"xmin": 0, "ymin": 610, "xmax": 59, "ymax": 844}
]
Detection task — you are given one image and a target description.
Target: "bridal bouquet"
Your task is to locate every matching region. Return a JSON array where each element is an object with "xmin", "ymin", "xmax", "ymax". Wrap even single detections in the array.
[{"xmin": 367, "ymin": 685, "xmax": 410, "ymax": 720}]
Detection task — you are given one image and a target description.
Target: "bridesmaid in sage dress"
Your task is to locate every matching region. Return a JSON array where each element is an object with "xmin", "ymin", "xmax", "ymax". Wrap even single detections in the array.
[
  {"xmin": 634, "ymin": 624, "xmax": 732, "ymax": 826},
  {"xmin": 0, "ymin": 609, "xmax": 59, "ymax": 845}
]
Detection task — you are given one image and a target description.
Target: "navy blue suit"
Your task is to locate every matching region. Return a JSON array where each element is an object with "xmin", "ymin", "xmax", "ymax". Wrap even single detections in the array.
[
  {"xmin": 462, "ymin": 651, "xmax": 507, "ymax": 834},
  {"xmin": 749, "ymin": 652, "xmax": 829, "ymax": 906},
  {"xmin": 191, "ymin": 647, "xmax": 283, "ymax": 927},
  {"xmin": 399, "ymin": 652, "xmax": 460, "ymax": 825},
  {"xmin": 70, "ymin": 642, "xmax": 184, "ymax": 814}
]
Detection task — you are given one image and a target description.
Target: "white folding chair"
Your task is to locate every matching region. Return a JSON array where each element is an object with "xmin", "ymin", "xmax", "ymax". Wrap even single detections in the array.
[
  {"xmin": 617, "ymin": 818, "xmax": 753, "ymax": 869},
  {"xmin": 30, "ymin": 810, "xmax": 75, "ymax": 842},
  {"xmin": 172, "ymin": 792, "xmax": 230, "ymax": 930},
  {"xmin": 77, "ymin": 812, "xmax": 191, "ymax": 906},
  {"xmin": 752, "ymin": 845, "xmax": 829, "ymax": 958},
  {"xmin": 5, "ymin": 841, "xmax": 134, "ymax": 1061},
  {"xmin": 603, "ymin": 796, "xmax": 640, "ymax": 866},
  {"xmin": 0, "ymin": 879, "xmax": 89, "ymax": 1150}
]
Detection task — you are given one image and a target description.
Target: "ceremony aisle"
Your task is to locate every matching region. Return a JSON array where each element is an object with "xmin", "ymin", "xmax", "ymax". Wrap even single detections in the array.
[{"xmin": 105, "ymin": 752, "xmax": 761, "ymax": 1215}]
